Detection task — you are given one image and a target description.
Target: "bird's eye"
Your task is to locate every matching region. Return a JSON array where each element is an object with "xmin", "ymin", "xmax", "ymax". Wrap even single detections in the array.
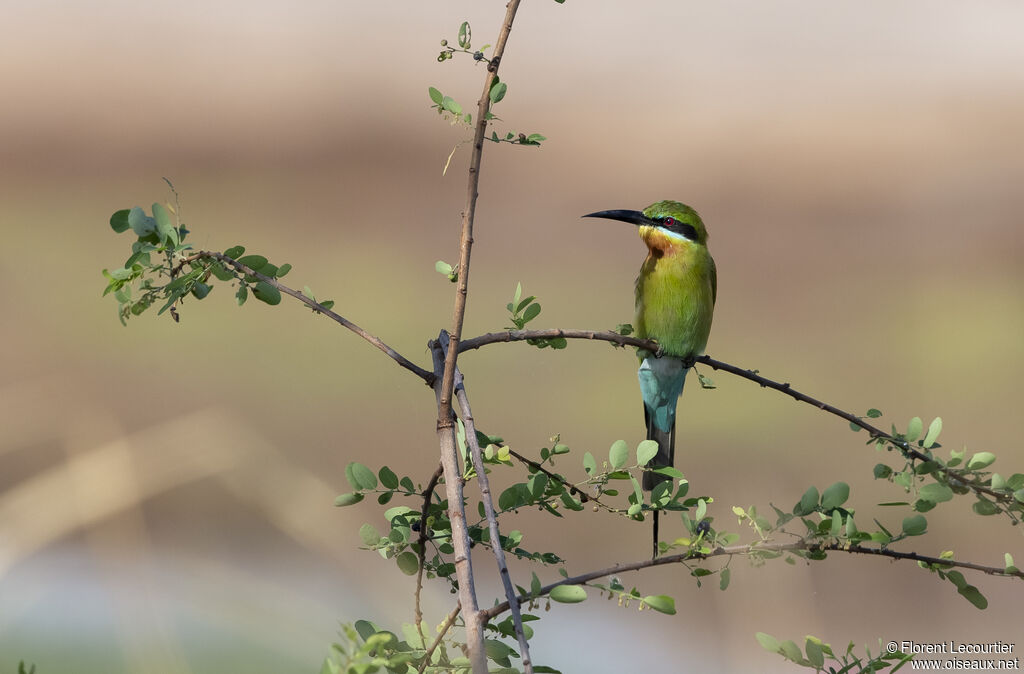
[{"xmin": 663, "ymin": 217, "xmax": 675, "ymax": 226}]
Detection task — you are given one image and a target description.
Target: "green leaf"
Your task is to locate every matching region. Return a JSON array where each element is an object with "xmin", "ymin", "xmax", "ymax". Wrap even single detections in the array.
[
  {"xmin": 922, "ymin": 417, "xmax": 942, "ymax": 448},
  {"xmin": 967, "ymin": 452, "xmax": 996, "ymax": 470},
  {"xmin": 128, "ymin": 207, "xmax": 156, "ymax": 238},
  {"xmin": 906, "ymin": 417, "xmax": 923, "ymax": 443},
  {"xmin": 334, "ymin": 492, "xmax": 364, "ymax": 507},
  {"xmin": 958, "ymin": 584, "xmax": 988, "ymax": 609},
  {"xmin": 636, "ymin": 440, "xmax": 658, "ymax": 467},
  {"xmin": 795, "ymin": 486, "xmax": 819, "ymax": 515},
  {"xmin": 224, "ymin": 245, "xmax": 245, "ymax": 259},
  {"xmin": 780, "ymin": 640, "xmax": 802, "ymax": 663},
  {"xmin": 484, "ymin": 639, "xmax": 511, "ymax": 664},
  {"xmin": 152, "ymin": 202, "xmax": 178, "ymax": 246},
  {"xmin": 457, "ymin": 21, "xmax": 471, "ymax": 49},
  {"xmin": 549, "ymin": 585, "xmax": 586, "ymax": 603},
  {"xmin": 902, "ymin": 514, "xmax": 927, "ymax": 536},
  {"xmin": 972, "ymin": 500, "xmax": 1000, "ymax": 516},
  {"xmin": 238, "ymin": 254, "xmax": 268, "ymax": 270},
  {"xmin": 209, "ymin": 262, "xmax": 233, "ymax": 281},
  {"xmin": 526, "ymin": 133, "xmax": 546, "ymax": 143},
  {"xmin": 346, "ymin": 462, "xmax": 378, "ymax": 490},
  {"xmin": 820, "ymin": 482, "xmax": 850, "ymax": 510},
  {"xmin": 378, "ymin": 466, "xmax": 399, "ymax": 489},
  {"xmin": 719, "ymin": 567, "xmax": 731, "ymax": 591},
  {"xmin": 873, "ymin": 463, "xmax": 893, "ymax": 479},
  {"xmin": 918, "ymin": 483, "xmax": 953, "ymax": 504},
  {"xmin": 643, "ymin": 595, "xmax": 676, "ymax": 615},
  {"xmin": 498, "ymin": 485, "xmax": 523, "ymax": 511},
  {"xmin": 609, "ymin": 440, "xmax": 628, "ymax": 469},
  {"xmin": 190, "ymin": 282, "xmax": 211, "ymax": 300},
  {"xmin": 756, "ymin": 632, "xmax": 781, "ymax": 653},
  {"xmin": 867, "ymin": 408, "xmax": 883, "ymax": 418},
  {"xmin": 522, "ymin": 302, "xmax": 541, "ymax": 323},
  {"xmin": 442, "ymin": 96, "xmax": 462, "ymax": 115},
  {"xmin": 110, "ymin": 209, "xmax": 131, "ymax": 233},
  {"xmin": 428, "ymin": 86, "xmax": 444, "ymax": 105},
  {"xmin": 253, "ymin": 281, "xmax": 281, "ymax": 305},
  {"xmin": 359, "ymin": 523, "xmax": 381, "ymax": 546},
  {"xmin": 489, "ymin": 82, "xmax": 508, "ymax": 104},
  {"xmin": 435, "ymin": 260, "xmax": 453, "ymax": 276},
  {"xmin": 236, "ymin": 284, "xmax": 248, "ymax": 306},
  {"xmin": 695, "ymin": 498, "xmax": 707, "ymax": 522},
  {"xmin": 396, "ymin": 551, "xmax": 419, "ymax": 576},
  {"xmin": 583, "ymin": 451, "xmax": 597, "ymax": 475},
  {"xmin": 805, "ymin": 639, "xmax": 824, "ymax": 668},
  {"xmin": 1005, "ymin": 553, "xmax": 1018, "ymax": 574},
  {"xmin": 276, "ymin": 263, "xmax": 292, "ymax": 278}
]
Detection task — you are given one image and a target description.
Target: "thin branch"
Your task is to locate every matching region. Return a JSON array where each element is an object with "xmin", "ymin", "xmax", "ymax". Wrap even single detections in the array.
[
  {"xmin": 435, "ymin": 0, "xmax": 523, "ymax": 429},
  {"xmin": 184, "ymin": 251, "xmax": 435, "ymax": 383},
  {"xmin": 429, "ymin": 334, "xmax": 486, "ymax": 673},
  {"xmin": 417, "ymin": 602, "xmax": 463, "ymax": 674},
  {"xmin": 454, "ymin": 367, "xmax": 533, "ymax": 673},
  {"xmin": 415, "ymin": 463, "xmax": 445, "ymax": 647},
  {"xmin": 457, "ymin": 328, "xmax": 1013, "ymax": 504},
  {"xmin": 481, "ymin": 540, "xmax": 1023, "ymax": 621},
  {"xmin": 506, "ymin": 448, "xmax": 590, "ymax": 503}
]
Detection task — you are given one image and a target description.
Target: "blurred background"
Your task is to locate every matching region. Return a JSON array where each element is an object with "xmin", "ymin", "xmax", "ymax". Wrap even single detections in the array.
[{"xmin": 2, "ymin": 0, "xmax": 1022, "ymax": 671}]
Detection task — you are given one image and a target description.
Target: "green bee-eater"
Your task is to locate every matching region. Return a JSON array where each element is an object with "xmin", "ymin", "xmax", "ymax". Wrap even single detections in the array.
[{"xmin": 584, "ymin": 200, "xmax": 717, "ymax": 557}]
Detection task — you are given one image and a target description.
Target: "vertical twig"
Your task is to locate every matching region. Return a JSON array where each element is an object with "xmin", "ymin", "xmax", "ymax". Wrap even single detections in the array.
[
  {"xmin": 431, "ymin": 4, "xmax": 524, "ymax": 671},
  {"xmin": 430, "ymin": 335, "xmax": 487, "ymax": 673},
  {"xmin": 414, "ymin": 463, "xmax": 444, "ymax": 647},
  {"xmin": 417, "ymin": 602, "xmax": 463, "ymax": 674},
  {"xmin": 454, "ymin": 368, "xmax": 534, "ymax": 673},
  {"xmin": 436, "ymin": 0, "xmax": 523, "ymax": 421}
]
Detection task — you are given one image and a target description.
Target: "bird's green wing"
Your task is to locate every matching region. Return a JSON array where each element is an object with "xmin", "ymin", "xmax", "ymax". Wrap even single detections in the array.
[{"xmin": 710, "ymin": 254, "xmax": 718, "ymax": 306}]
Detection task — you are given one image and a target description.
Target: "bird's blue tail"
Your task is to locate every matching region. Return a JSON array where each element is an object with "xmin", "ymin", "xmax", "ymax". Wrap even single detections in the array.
[
  {"xmin": 638, "ymin": 356, "xmax": 688, "ymax": 490},
  {"xmin": 638, "ymin": 356, "xmax": 688, "ymax": 558}
]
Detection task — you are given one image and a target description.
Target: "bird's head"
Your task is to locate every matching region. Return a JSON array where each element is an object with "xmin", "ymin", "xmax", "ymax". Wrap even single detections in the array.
[{"xmin": 583, "ymin": 200, "xmax": 708, "ymax": 256}]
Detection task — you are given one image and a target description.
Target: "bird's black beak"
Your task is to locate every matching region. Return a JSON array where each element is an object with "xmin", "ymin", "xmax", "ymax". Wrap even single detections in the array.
[{"xmin": 581, "ymin": 209, "xmax": 651, "ymax": 227}]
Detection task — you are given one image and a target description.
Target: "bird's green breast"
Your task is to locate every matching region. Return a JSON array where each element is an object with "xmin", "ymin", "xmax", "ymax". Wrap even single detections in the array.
[{"xmin": 634, "ymin": 231, "xmax": 716, "ymax": 359}]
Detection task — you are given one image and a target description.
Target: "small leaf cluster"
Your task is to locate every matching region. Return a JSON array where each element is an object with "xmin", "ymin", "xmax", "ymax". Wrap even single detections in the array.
[
  {"xmin": 506, "ymin": 283, "xmax": 565, "ymax": 349},
  {"xmin": 429, "ymin": 23, "xmax": 546, "ymax": 148},
  {"xmin": 857, "ymin": 410, "xmax": 1024, "ymax": 524},
  {"xmin": 756, "ymin": 633, "xmax": 913, "ymax": 673},
  {"xmin": 337, "ymin": 462, "xmax": 452, "ymax": 581},
  {"xmin": 321, "ymin": 620, "xmax": 462, "ymax": 674},
  {"xmin": 103, "ymin": 202, "xmax": 295, "ymax": 324},
  {"xmin": 102, "ymin": 204, "xmax": 194, "ymax": 323},
  {"xmin": 732, "ymin": 479, "xmax": 1010, "ymax": 609},
  {"xmin": 436, "ymin": 21, "xmax": 490, "ymax": 64},
  {"xmin": 588, "ymin": 576, "xmax": 677, "ymax": 615},
  {"xmin": 434, "ymin": 260, "xmax": 459, "ymax": 283}
]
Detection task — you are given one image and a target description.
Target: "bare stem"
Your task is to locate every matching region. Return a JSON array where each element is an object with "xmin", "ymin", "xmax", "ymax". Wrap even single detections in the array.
[
  {"xmin": 414, "ymin": 464, "xmax": 445, "ymax": 647},
  {"xmin": 454, "ymin": 368, "xmax": 533, "ymax": 673},
  {"xmin": 184, "ymin": 251, "xmax": 434, "ymax": 383},
  {"xmin": 417, "ymin": 602, "xmax": 463, "ymax": 674},
  {"xmin": 430, "ymin": 334, "xmax": 486, "ymax": 672},
  {"xmin": 436, "ymin": 0, "xmax": 523, "ymax": 425}
]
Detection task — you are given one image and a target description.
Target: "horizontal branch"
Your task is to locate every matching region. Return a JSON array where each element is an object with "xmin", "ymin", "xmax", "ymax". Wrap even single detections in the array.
[
  {"xmin": 458, "ymin": 328, "xmax": 1011, "ymax": 504},
  {"xmin": 480, "ymin": 540, "xmax": 1023, "ymax": 621},
  {"xmin": 186, "ymin": 251, "xmax": 435, "ymax": 384}
]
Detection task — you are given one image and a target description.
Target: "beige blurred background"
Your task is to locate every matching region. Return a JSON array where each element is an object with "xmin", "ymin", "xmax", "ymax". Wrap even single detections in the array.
[{"xmin": 2, "ymin": 1, "xmax": 1023, "ymax": 672}]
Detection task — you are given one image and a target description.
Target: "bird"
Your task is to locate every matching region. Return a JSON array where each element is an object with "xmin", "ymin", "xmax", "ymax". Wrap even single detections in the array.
[{"xmin": 583, "ymin": 200, "xmax": 716, "ymax": 558}]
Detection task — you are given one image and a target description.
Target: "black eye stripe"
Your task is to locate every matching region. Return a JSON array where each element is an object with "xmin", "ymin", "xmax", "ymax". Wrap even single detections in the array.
[{"xmin": 655, "ymin": 216, "xmax": 697, "ymax": 241}]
